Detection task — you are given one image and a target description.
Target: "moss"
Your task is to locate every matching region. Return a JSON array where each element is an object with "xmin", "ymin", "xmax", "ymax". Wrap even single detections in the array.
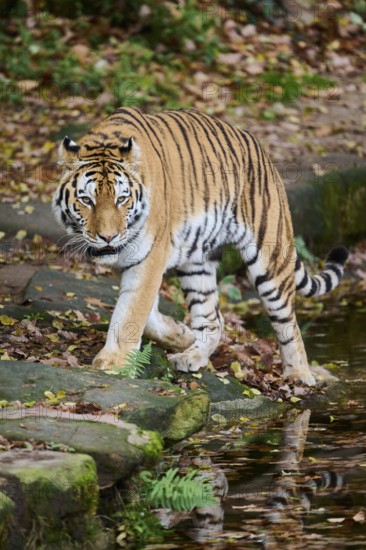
[
  {"xmin": 14, "ymin": 453, "xmax": 98, "ymax": 520},
  {"xmin": 0, "ymin": 453, "xmax": 101, "ymax": 548},
  {"xmin": 165, "ymin": 390, "xmax": 210, "ymax": 441},
  {"xmin": 128, "ymin": 428, "xmax": 164, "ymax": 462},
  {"xmin": 0, "ymin": 492, "xmax": 14, "ymax": 547},
  {"xmin": 288, "ymin": 167, "xmax": 366, "ymax": 248}
]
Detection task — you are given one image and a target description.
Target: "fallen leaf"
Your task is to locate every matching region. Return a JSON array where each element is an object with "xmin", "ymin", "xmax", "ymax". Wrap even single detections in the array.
[
  {"xmin": 15, "ymin": 229, "xmax": 27, "ymax": 240},
  {"xmin": 353, "ymin": 510, "xmax": 365, "ymax": 523},
  {"xmin": 0, "ymin": 315, "xmax": 18, "ymax": 326}
]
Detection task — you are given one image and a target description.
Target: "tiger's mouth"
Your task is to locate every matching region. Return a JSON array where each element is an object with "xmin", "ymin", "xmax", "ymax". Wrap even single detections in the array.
[{"xmin": 87, "ymin": 244, "xmax": 125, "ymax": 257}]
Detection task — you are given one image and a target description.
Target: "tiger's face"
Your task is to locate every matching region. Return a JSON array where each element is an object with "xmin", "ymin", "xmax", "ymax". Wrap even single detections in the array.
[{"xmin": 53, "ymin": 136, "xmax": 148, "ymax": 263}]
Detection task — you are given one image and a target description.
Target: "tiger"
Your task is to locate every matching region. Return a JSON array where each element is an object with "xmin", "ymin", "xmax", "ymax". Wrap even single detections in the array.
[{"xmin": 52, "ymin": 107, "xmax": 348, "ymax": 386}]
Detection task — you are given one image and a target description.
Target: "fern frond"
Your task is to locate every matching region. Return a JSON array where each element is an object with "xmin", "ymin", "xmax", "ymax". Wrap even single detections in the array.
[
  {"xmin": 114, "ymin": 341, "xmax": 152, "ymax": 378},
  {"xmin": 148, "ymin": 467, "xmax": 219, "ymax": 512}
]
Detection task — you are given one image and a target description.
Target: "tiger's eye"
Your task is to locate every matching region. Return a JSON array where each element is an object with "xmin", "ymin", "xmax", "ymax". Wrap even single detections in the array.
[{"xmin": 81, "ymin": 196, "xmax": 93, "ymax": 206}]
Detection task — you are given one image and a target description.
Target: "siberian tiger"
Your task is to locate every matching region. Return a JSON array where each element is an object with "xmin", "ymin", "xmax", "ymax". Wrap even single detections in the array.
[{"xmin": 53, "ymin": 107, "xmax": 348, "ymax": 385}]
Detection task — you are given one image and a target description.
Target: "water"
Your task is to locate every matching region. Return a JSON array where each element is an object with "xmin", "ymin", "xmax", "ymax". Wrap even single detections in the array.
[{"xmin": 149, "ymin": 305, "xmax": 366, "ymax": 549}]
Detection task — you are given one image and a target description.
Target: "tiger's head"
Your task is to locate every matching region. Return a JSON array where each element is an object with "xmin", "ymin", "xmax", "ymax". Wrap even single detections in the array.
[{"xmin": 53, "ymin": 135, "xmax": 148, "ymax": 264}]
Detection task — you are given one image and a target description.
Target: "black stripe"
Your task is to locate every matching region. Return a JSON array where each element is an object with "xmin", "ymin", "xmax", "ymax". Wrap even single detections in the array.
[
  {"xmin": 326, "ymin": 264, "xmax": 342, "ymax": 278},
  {"xmin": 296, "ymin": 272, "xmax": 309, "ymax": 291},
  {"xmin": 182, "ymin": 288, "xmax": 216, "ymax": 296},
  {"xmin": 268, "ymin": 314, "xmax": 292, "ymax": 324},
  {"xmin": 309, "ymin": 278, "xmax": 318, "ymax": 296},
  {"xmin": 188, "ymin": 298, "xmax": 207, "ymax": 307},
  {"xmin": 187, "ymin": 227, "xmax": 201, "ymax": 257},
  {"xmin": 322, "ymin": 271, "xmax": 332, "ymax": 292},
  {"xmin": 176, "ymin": 269, "xmax": 211, "ymax": 277},
  {"xmin": 255, "ymin": 274, "xmax": 269, "ymax": 288}
]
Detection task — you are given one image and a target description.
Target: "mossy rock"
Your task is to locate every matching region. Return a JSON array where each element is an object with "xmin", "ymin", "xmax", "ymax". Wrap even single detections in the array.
[
  {"xmin": 0, "ymin": 361, "xmax": 209, "ymax": 442},
  {"xmin": 0, "ymin": 492, "xmax": 14, "ymax": 548},
  {"xmin": 0, "ymin": 451, "xmax": 101, "ymax": 548},
  {"xmin": 179, "ymin": 372, "xmax": 289, "ymax": 423},
  {"xmin": 0, "ymin": 417, "xmax": 162, "ymax": 488},
  {"xmin": 287, "ymin": 166, "xmax": 366, "ymax": 249}
]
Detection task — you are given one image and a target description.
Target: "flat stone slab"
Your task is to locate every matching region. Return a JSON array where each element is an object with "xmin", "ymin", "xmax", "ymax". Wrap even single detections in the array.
[
  {"xmin": 0, "ymin": 361, "xmax": 210, "ymax": 441},
  {"xmin": 183, "ymin": 372, "xmax": 288, "ymax": 423},
  {"xmin": 0, "ymin": 360, "xmax": 286, "ymax": 437},
  {"xmin": 0, "ymin": 202, "xmax": 64, "ymax": 241},
  {"xmin": 19, "ymin": 266, "xmax": 184, "ymax": 321},
  {"xmin": 0, "ymin": 416, "xmax": 162, "ymax": 487},
  {"xmin": 0, "ymin": 450, "xmax": 100, "ymax": 548}
]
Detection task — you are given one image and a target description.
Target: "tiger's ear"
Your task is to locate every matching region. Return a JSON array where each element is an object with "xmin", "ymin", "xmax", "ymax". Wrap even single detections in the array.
[
  {"xmin": 119, "ymin": 137, "xmax": 141, "ymax": 165},
  {"xmin": 59, "ymin": 136, "xmax": 80, "ymax": 162}
]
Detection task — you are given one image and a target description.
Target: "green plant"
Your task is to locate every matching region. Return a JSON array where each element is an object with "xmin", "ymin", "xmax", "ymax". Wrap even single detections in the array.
[
  {"xmin": 114, "ymin": 465, "xmax": 219, "ymax": 546},
  {"xmin": 24, "ymin": 312, "xmax": 44, "ymax": 321},
  {"xmin": 141, "ymin": 467, "xmax": 219, "ymax": 511},
  {"xmin": 112, "ymin": 341, "xmax": 152, "ymax": 378},
  {"xmin": 295, "ymin": 235, "xmax": 317, "ymax": 264}
]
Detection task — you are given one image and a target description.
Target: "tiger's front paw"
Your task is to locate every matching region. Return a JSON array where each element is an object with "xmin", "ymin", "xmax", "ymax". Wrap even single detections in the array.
[
  {"xmin": 283, "ymin": 366, "xmax": 316, "ymax": 386},
  {"xmin": 168, "ymin": 347, "xmax": 209, "ymax": 373},
  {"xmin": 92, "ymin": 348, "xmax": 125, "ymax": 371}
]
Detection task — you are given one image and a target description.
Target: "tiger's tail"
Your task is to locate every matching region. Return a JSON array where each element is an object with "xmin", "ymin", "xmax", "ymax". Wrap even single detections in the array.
[{"xmin": 295, "ymin": 246, "xmax": 349, "ymax": 297}]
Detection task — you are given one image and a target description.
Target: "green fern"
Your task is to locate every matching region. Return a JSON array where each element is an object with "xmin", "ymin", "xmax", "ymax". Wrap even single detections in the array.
[
  {"xmin": 114, "ymin": 341, "xmax": 152, "ymax": 378},
  {"xmin": 144, "ymin": 467, "xmax": 219, "ymax": 511}
]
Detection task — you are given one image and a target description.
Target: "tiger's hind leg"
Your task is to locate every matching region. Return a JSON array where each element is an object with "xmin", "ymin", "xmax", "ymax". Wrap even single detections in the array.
[
  {"xmin": 144, "ymin": 296, "xmax": 196, "ymax": 352},
  {"xmin": 241, "ymin": 243, "xmax": 316, "ymax": 386},
  {"xmin": 168, "ymin": 261, "xmax": 223, "ymax": 372}
]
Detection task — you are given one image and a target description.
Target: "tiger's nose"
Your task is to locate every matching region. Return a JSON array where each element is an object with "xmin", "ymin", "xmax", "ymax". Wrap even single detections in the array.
[{"xmin": 97, "ymin": 232, "xmax": 118, "ymax": 244}]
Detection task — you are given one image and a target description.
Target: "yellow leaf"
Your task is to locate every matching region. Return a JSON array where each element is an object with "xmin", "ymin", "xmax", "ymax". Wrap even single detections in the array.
[
  {"xmin": 239, "ymin": 416, "xmax": 250, "ymax": 422},
  {"xmin": 56, "ymin": 390, "xmax": 66, "ymax": 399},
  {"xmin": 0, "ymin": 231, "xmax": 5, "ymax": 240},
  {"xmin": 0, "ymin": 352, "xmax": 14, "ymax": 360},
  {"xmin": 32, "ymin": 234, "xmax": 43, "ymax": 244},
  {"xmin": 44, "ymin": 391, "xmax": 55, "ymax": 400},
  {"xmin": 0, "ymin": 400, "xmax": 9, "ymax": 408},
  {"xmin": 34, "ymin": 286, "xmax": 43, "ymax": 291},
  {"xmin": 308, "ymin": 456, "xmax": 318, "ymax": 462},
  {"xmin": 211, "ymin": 413, "xmax": 226, "ymax": 423},
  {"xmin": 192, "ymin": 373, "xmax": 202, "ymax": 379},
  {"xmin": 42, "ymin": 141, "xmax": 55, "ymax": 152},
  {"xmin": 66, "ymin": 292, "xmax": 76, "ymax": 298},
  {"xmin": 0, "ymin": 315, "xmax": 18, "ymax": 326},
  {"xmin": 52, "ymin": 319, "xmax": 63, "ymax": 329},
  {"xmin": 45, "ymin": 334, "xmax": 59, "ymax": 342},
  {"xmin": 15, "ymin": 229, "xmax": 27, "ymax": 240},
  {"xmin": 24, "ymin": 205, "xmax": 34, "ymax": 214},
  {"xmin": 251, "ymin": 388, "xmax": 261, "ymax": 395},
  {"xmin": 290, "ymin": 396, "xmax": 301, "ymax": 403}
]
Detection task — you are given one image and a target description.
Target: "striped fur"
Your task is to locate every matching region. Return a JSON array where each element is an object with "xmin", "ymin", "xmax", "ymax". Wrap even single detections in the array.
[{"xmin": 53, "ymin": 108, "xmax": 348, "ymax": 385}]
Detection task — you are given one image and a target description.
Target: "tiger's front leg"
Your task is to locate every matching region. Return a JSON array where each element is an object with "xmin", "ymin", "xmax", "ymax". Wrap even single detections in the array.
[{"xmin": 92, "ymin": 246, "xmax": 167, "ymax": 371}]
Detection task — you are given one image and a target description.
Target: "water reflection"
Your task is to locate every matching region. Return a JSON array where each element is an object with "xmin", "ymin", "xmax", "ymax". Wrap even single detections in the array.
[
  {"xmin": 156, "ymin": 306, "xmax": 366, "ymax": 548},
  {"xmin": 160, "ymin": 405, "xmax": 366, "ymax": 548}
]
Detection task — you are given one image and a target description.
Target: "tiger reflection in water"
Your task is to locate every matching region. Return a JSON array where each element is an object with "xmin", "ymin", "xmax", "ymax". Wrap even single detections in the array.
[{"xmin": 156, "ymin": 411, "xmax": 348, "ymax": 547}]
